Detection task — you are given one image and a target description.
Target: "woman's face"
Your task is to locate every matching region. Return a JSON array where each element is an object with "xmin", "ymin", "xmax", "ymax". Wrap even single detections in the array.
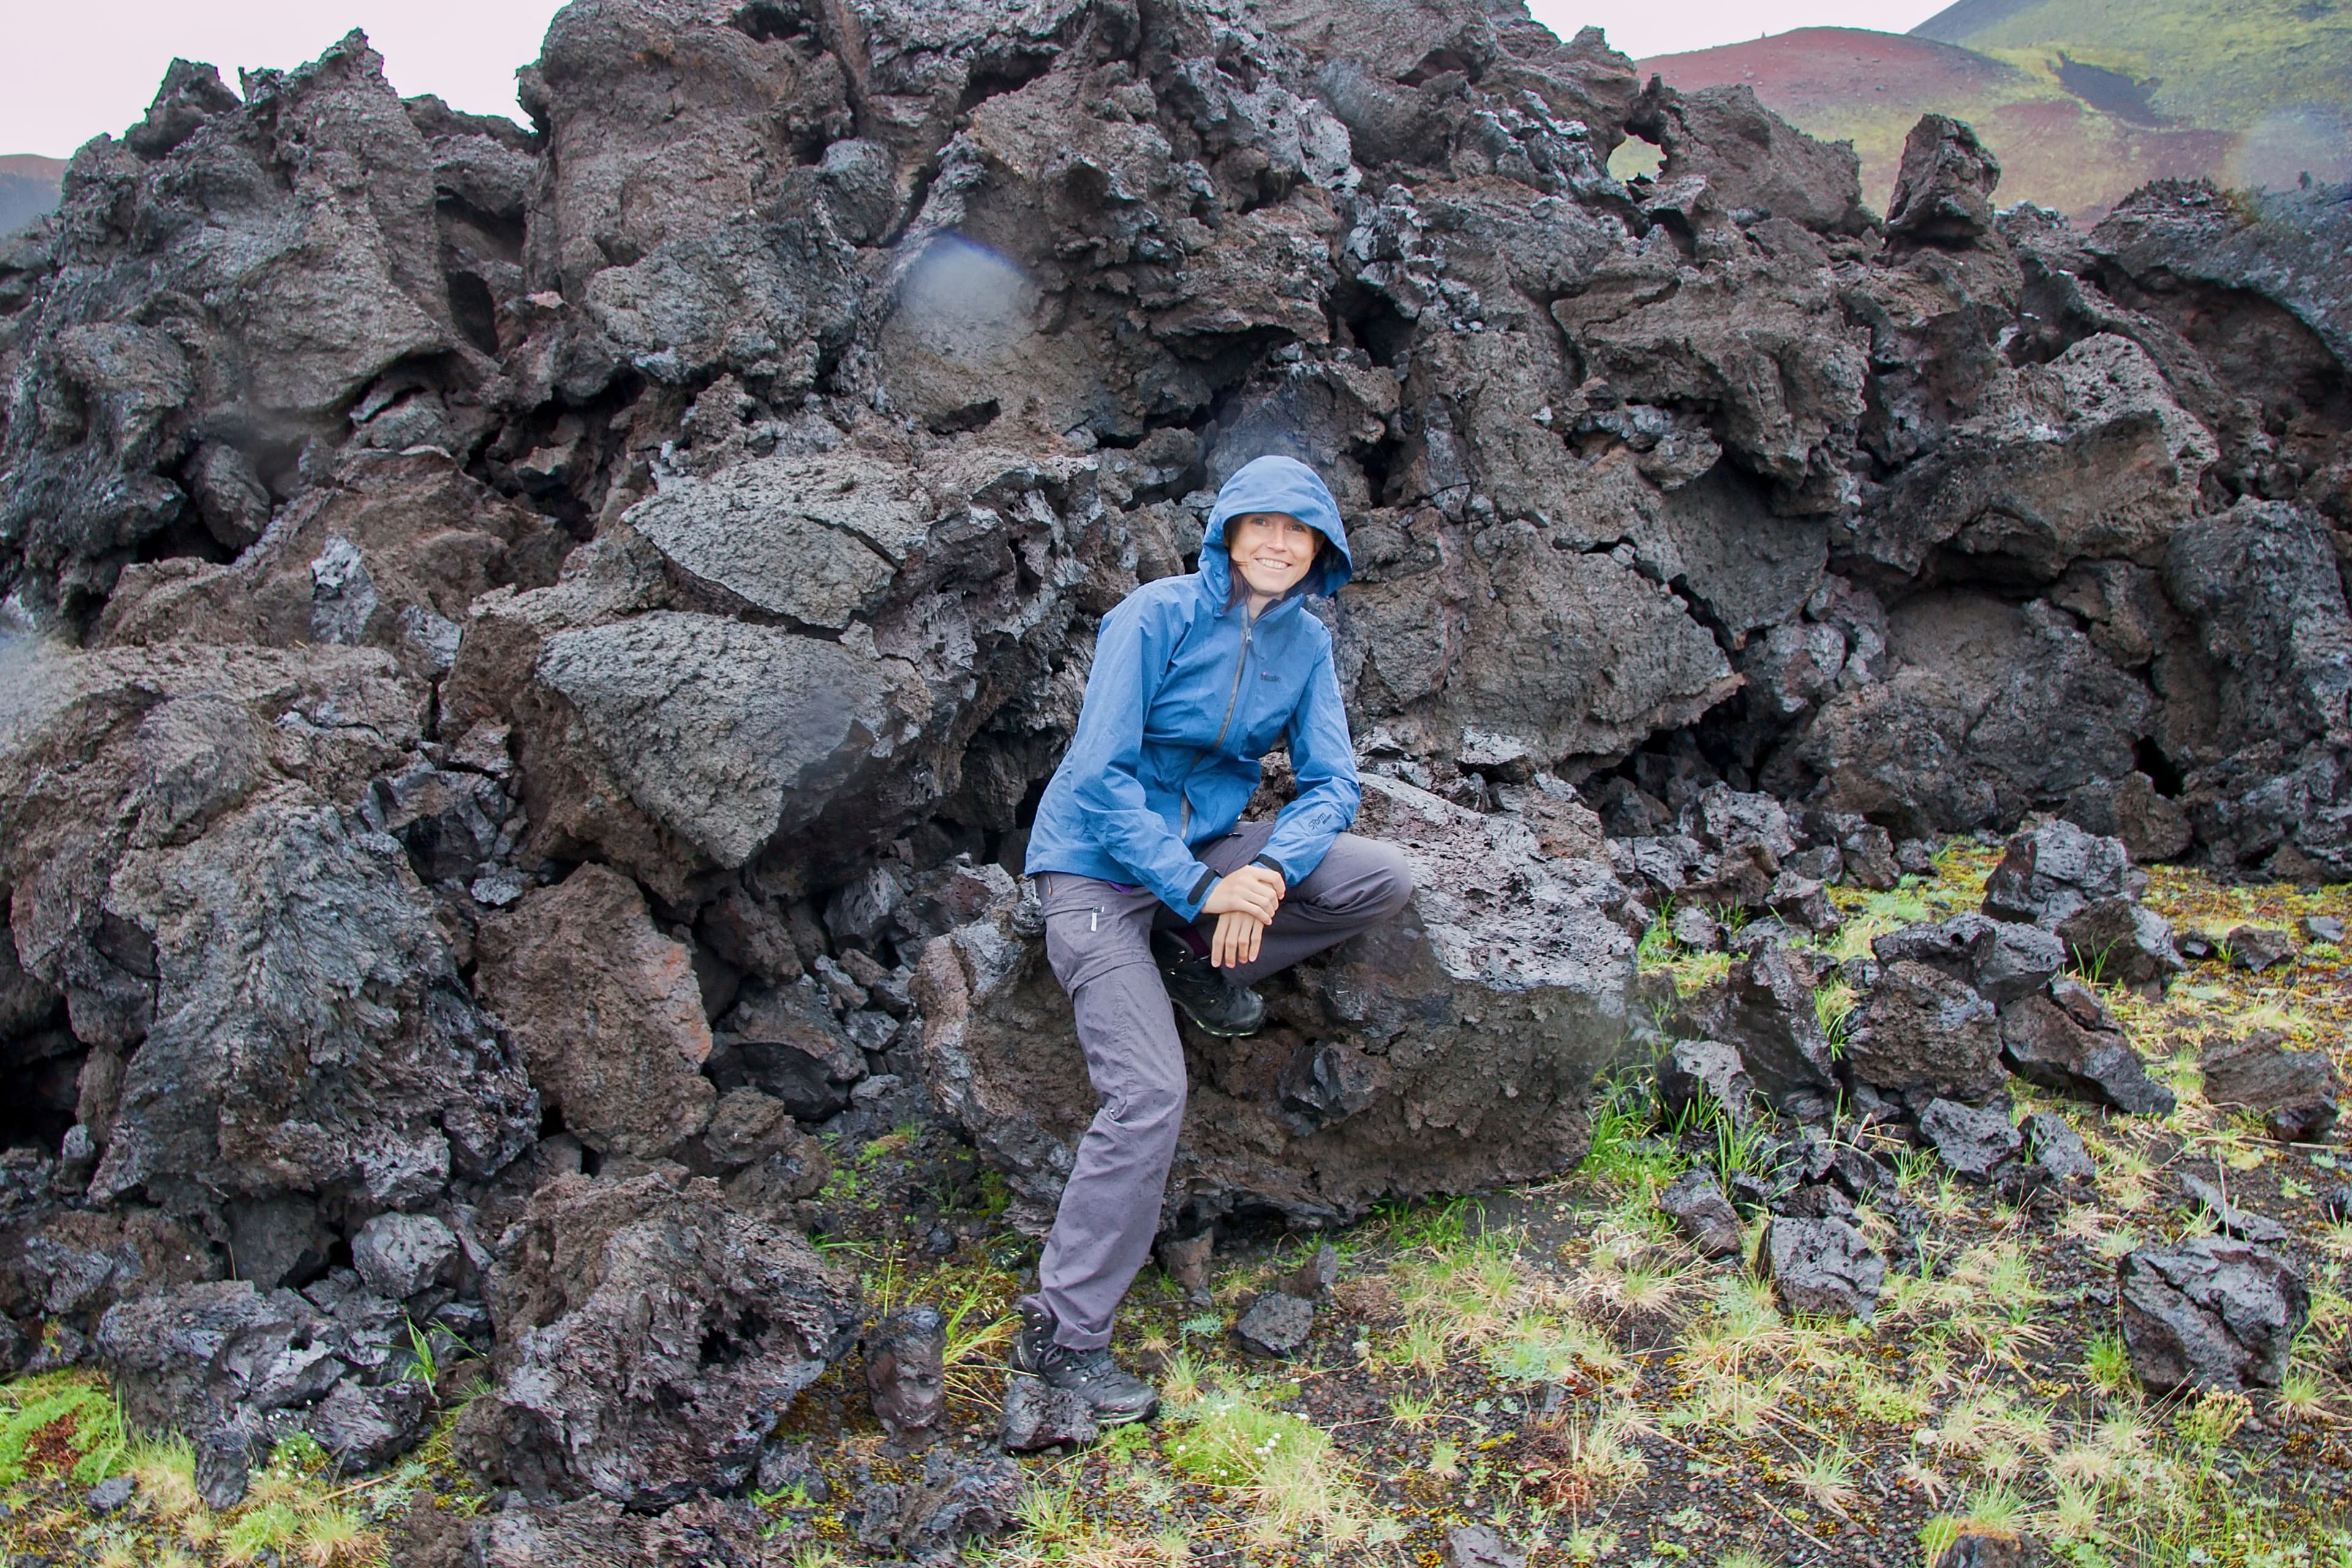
[{"xmin": 1226, "ymin": 511, "xmax": 1320, "ymax": 600}]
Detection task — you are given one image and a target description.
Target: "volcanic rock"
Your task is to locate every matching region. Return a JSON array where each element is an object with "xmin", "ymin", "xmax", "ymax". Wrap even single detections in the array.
[
  {"xmin": 2021, "ymin": 1112, "xmax": 2095, "ymax": 1185},
  {"xmin": 2179, "ymin": 1173, "xmax": 2288, "ymax": 1245},
  {"xmin": 97, "ymin": 1279, "xmax": 433, "ymax": 1501},
  {"xmin": 1841, "ymin": 960, "xmax": 2004, "ymax": 1102},
  {"xmin": 1918, "ymin": 1099, "xmax": 2023, "ymax": 1182},
  {"xmin": 1885, "ymin": 113, "xmax": 2002, "ymax": 248},
  {"xmin": 2118, "ymin": 1237, "xmax": 2309, "ymax": 1393},
  {"xmin": 2200, "ymin": 1031, "xmax": 2342, "ymax": 1143},
  {"xmin": 454, "ymin": 1167, "xmax": 860, "ymax": 1507},
  {"xmin": 1671, "ymin": 948, "xmax": 1836, "ymax": 1112},
  {"xmin": 1982, "ymin": 820, "xmax": 2144, "ymax": 928},
  {"xmin": 2225, "ymin": 925, "xmax": 2294, "ymax": 973},
  {"xmin": 998, "ymin": 1375, "xmax": 1100, "ymax": 1452},
  {"xmin": 1657, "ymin": 1169, "xmax": 1744, "ymax": 1259},
  {"xmin": 350, "ymin": 1212, "xmax": 460, "ymax": 1300},
  {"xmin": 475, "ymin": 864, "xmax": 716, "ymax": 1161},
  {"xmin": 1656, "ymin": 1039, "xmax": 1758, "ymax": 1130},
  {"xmin": 1235, "ymin": 1292, "xmax": 1317, "ymax": 1359},
  {"xmin": 1758, "ymin": 1216, "xmax": 1885, "ymax": 1321},
  {"xmin": 2055, "ymin": 899, "xmax": 2186, "ymax": 993},
  {"xmin": 2000, "ymin": 981, "xmax": 2176, "ymax": 1116},
  {"xmin": 1872, "ymin": 913, "xmax": 2064, "ymax": 1006},
  {"xmin": 1446, "ymin": 1524, "xmax": 1531, "ymax": 1568},
  {"xmin": 914, "ymin": 776, "xmax": 1635, "ymax": 1232}
]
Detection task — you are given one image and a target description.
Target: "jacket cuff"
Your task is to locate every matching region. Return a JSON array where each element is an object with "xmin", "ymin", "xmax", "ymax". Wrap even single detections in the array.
[
  {"xmin": 1186, "ymin": 866, "xmax": 1218, "ymax": 913},
  {"xmin": 1251, "ymin": 853, "xmax": 1291, "ymax": 887}
]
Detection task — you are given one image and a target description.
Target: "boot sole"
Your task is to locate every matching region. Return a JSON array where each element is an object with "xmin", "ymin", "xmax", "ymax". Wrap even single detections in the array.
[
  {"xmin": 1092, "ymin": 1400, "xmax": 1160, "ymax": 1427},
  {"xmin": 1173, "ymin": 1010, "xmax": 1265, "ymax": 1039}
]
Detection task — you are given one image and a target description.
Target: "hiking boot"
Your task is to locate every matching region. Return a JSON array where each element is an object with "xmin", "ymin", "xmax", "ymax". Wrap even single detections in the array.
[
  {"xmin": 1011, "ymin": 1306, "xmax": 1161, "ymax": 1425},
  {"xmin": 1152, "ymin": 930, "xmax": 1267, "ymax": 1038}
]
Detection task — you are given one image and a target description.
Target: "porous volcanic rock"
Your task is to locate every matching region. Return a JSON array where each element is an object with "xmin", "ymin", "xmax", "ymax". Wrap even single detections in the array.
[
  {"xmin": 1839, "ymin": 959, "xmax": 2003, "ymax": 1103},
  {"xmin": 454, "ymin": 1167, "xmax": 860, "ymax": 1507},
  {"xmin": 2000, "ymin": 980, "xmax": 2176, "ymax": 1116},
  {"xmin": 475, "ymin": 864, "xmax": 717, "ymax": 1161},
  {"xmin": 2200, "ymin": 1030, "xmax": 2342, "ymax": 1144},
  {"xmin": 2118, "ymin": 1237, "xmax": 2309, "ymax": 1394},
  {"xmin": 1757, "ymin": 1216, "xmax": 1885, "ymax": 1321},
  {"xmin": 914, "ymin": 776, "xmax": 1635, "ymax": 1232}
]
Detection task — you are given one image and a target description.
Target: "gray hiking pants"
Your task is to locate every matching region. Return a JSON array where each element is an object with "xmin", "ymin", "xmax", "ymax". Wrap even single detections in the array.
[{"xmin": 1017, "ymin": 820, "xmax": 1414, "ymax": 1349}]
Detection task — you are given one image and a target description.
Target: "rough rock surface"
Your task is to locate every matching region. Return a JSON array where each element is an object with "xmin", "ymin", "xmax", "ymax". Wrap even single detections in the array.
[
  {"xmin": 2118, "ymin": 1237, "xmax": 2310, "ymax": 1393},
  {"xmin": 1918, "ymin": 1098, "xmax": 2023, "ymax": 1182},
  {"xmin": 1758, "ymin": 1216, "xmax": 1885, "ymax": 1321},
  {"xmin": 1657, "ymin": 1169, "xmax": 1744, "ymax": 1259},
  {"xmin": 1669, "ymin": 949, "xmax": 1836, "ymax": 1113},
  {"xmin": 454, "ymin": 1168, "xmax": 860, "ymax": 1507},
  {"xmin": 1839, "ymin": 960, "xmax": 2003, "ymax": 1102},
  {"xmin": 475, "ymin": 864, "xmax": 716, "ymax": 1159},
  {"xmin": 2200, "ymin": 1031, "xmax": 2343, "ymax": 1144},
  {"xmin": 998, "ymin": 1376, "xmax": 1100, "ymax": 1452},
  {"xmin": 916, "ymin": 777, "xmax": 1634, "ymax": 1231},
  {"xmin": 2000, "ymin": 981, "xmax": 2176, "ymax": 1116}
]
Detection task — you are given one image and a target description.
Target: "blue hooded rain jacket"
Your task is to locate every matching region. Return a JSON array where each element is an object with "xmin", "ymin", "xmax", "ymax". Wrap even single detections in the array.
[{"xmin": 1023, "ymin": 454, "xmax": 1360, "ymax": 919}]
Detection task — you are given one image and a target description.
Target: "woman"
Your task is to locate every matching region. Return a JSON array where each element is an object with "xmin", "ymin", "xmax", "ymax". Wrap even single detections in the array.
[{"xmin": 1012, "ymin": 453, "xmax": 1414, "ymax": 1423}]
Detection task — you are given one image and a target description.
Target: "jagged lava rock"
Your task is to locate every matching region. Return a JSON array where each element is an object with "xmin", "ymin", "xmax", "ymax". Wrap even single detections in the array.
[
  {"xmin": 1839, "ymin": 960, "xmax": 2003, "ymax": 1102},
  {"xmin": 2200, "ymin": 1030, "xmax": 2342, "ymax": 1143},
  {"xmin": 1918, "ymin": 1098, "xmax": 2024, "ymax": 1181},
  {"xmin": 1872, "ymin": 913, "xmax": 2062, "ymax": 1006},
  {"xmin": 1657, "ymin": 1169, "xmax": 1744, "ymax": 1259},
  {"xmin": 2056, "ymin": 898, "xmax": 2186, "ymax": 993},
  {"xmin": 2119, "ymin": 1237, "xmax": 2309, "ymax": 1393},
  {"xmin": 454, "ymin": 1167, "xmax": 860, "ymax": 1507},
  {"xmin": 998, "ymin": 1374, "xmax": 1099, "ymax": 1452},
  {"xmin": 1656, "ymin": 1038, "xmax": 1757, "ymax": 1129},
  {"xmin": 1982, "ymin": 820, "xmax": 2144, "ymax": 928},
  {"xmin": 914, "ymin": 776, "xmax": 1635, "ymax": 1231},
  {"xmin": 475, "ymin": 864, "xmax": 715, "ymax": 1161},
  {"xmin": 2000, "ymin": 980, "xmax": 2176, "ymax": 1116},
  {"xmin": 1670, "ymin": 948, "xmax": 1837, "ymax": 1112},
  {"xmin": 1758, "ymin": 1216, "xmax": 1885, "ymax": 1321}
]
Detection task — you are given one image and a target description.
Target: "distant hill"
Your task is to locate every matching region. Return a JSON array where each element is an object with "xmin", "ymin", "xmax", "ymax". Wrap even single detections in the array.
[
  {"xmin": 1912, "ymin": 0, "xmax": 2352, "ymax": 191},
  {"xmin": 1635, "ymin": 2, "xmax": 2351, "ymax": 224},
  {"xmin": 0, "ymin": 155, "xmax": 65, "ymax": 237}
]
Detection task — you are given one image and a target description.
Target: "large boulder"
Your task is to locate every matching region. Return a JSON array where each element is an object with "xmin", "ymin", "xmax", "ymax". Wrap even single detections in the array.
[
  {"xmin": 0, "ymin": 36, "xmax": 473, "ymax": 630},
  {"xmin": 456, "ymin": 1167, "xmax": 861, "ymax": 1507},
  {"xmin": 475, "ymin": 864, "xmax": 717, "ymax": 1161},
  {"xmin": 913, "ymin": 776, "xmax": 1635, "ymax": 1231}
]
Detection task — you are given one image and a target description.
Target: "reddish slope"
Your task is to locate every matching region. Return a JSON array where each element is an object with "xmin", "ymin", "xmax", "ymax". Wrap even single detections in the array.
[{"xmin": 1637, "ymin": 26, "xmax": 2237, "ymax": 224}]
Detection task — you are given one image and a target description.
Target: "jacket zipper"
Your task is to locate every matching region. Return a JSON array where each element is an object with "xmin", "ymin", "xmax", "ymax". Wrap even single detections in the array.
[{"xmin": 1178, "ymin": 601, "xmax": 1254, "ymax": 837}]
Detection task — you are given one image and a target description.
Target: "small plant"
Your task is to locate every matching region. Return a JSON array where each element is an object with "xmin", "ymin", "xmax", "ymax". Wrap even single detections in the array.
[
  {"xmin": 1814, "ymin": 979, "xmax": 1859, "ymax": 1058},
  {"xmin": 1388, "ymin": 1387, "xmax": 1437, "ymax": 1429},
  {"xmin": 1792, "ymin": 1441, "xmax": 1856, "ymax": 1515},
  {"xmin": 2084, "ymin": 1332, "xmax": 2135, "ymax": 1395},
  {"xmin": 2173, "ymin": 1389, "xmax": 2252, "ymax": 1450},
  {"xmin": 1426, "ymin": 1436, "xmax": 1462, "ymax": 1479}
]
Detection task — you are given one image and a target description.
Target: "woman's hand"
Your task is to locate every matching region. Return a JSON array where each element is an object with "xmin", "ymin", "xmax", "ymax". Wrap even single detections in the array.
[
  {"xmin": 1210, "ymin": 909, "xmax": 1267, "ymax": 968},
  {"xmin": 1200, "ymin": 865, "xmax": 1284, "ymax": 969},
  {"xmin": 1201, "ymin": 865, "xmax": 1284, "ymax": 923}
]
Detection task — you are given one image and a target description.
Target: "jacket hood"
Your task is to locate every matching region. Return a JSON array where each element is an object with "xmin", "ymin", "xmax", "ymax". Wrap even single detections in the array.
[{"xmin": 1201, "ymin": 454, "xmax": 1352, "ymax": 602}]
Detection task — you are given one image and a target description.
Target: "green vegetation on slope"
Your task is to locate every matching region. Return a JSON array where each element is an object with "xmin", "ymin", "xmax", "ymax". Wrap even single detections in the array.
[{"xmin": 1914, "ymin": 0, "xmax": 2352, "ymax": 189}]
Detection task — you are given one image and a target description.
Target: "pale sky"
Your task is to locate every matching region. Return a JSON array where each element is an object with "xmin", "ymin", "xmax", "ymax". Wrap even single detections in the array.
[{"xmin": 3, "ymin": 0, "xmax": 1954, "ymax": 159}]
